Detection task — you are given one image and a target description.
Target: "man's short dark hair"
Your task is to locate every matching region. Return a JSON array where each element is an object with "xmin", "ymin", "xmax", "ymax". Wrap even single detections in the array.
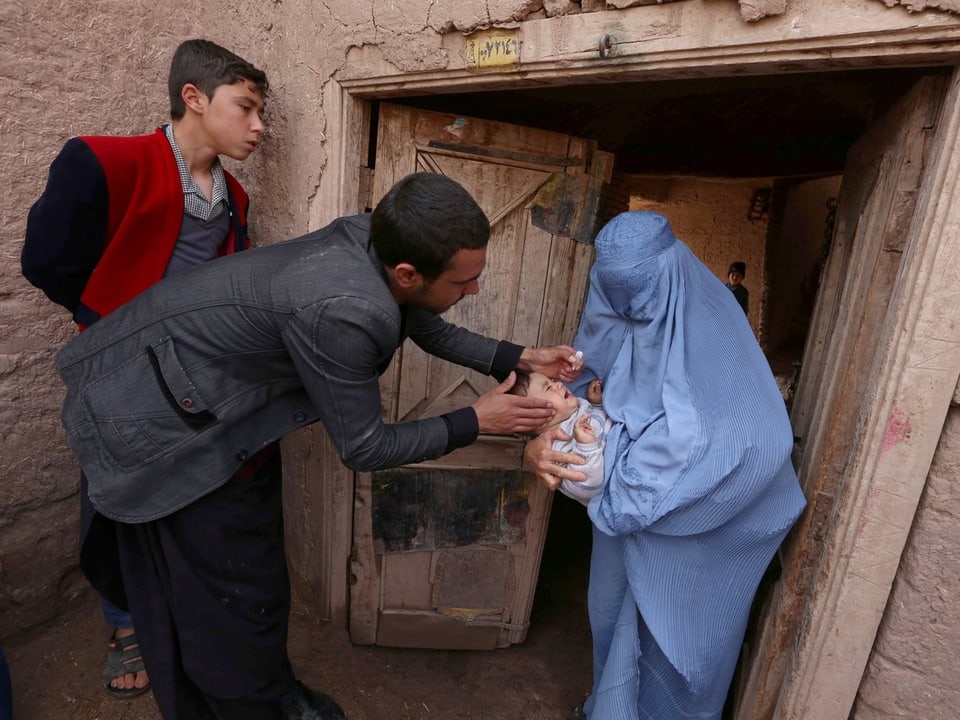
[
  {"xmin": 371, "ymin": 173, "xmax": 490, "ymax": 282},
  {"xmin": 168, "ymin": 39, "xmax": 269, "ymax": 120}
]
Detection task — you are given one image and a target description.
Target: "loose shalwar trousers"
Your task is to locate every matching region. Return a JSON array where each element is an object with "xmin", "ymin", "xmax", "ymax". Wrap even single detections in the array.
[{"xmin": 100, "ymin": 443, "xmax": 295, "ymax": 719}]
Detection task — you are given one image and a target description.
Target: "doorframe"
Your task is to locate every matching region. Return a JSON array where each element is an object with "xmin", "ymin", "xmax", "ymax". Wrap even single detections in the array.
[{"xmin": 311, "ymin": 5, "xmax": 960, "ymax": 719}]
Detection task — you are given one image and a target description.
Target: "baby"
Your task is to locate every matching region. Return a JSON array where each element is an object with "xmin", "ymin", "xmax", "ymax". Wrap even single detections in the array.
[{"xmin": 509, "ymin": 368, "xmax": 611, "ymax": 505}]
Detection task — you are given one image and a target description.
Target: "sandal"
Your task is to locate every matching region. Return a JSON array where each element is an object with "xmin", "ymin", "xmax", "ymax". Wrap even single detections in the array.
[{"xmin": 102, "ymin": 631, "xmax": 150, "ymax": 698}]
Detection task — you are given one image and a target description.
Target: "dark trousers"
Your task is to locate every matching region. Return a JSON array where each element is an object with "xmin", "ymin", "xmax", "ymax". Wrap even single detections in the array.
[{"xmin": 80, "ymin": 444, "xmax": 295, "ymax": 719}]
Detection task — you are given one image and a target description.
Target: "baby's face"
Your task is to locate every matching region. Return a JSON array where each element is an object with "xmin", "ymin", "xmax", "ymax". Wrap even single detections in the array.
[{"xmin": 524, "ymin": 371, "xmax": 580, "ymax": 423}]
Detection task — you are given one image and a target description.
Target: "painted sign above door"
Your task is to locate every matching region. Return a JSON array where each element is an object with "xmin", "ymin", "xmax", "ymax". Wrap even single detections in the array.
[{"xmin": 465, "ymin": 29, "xmax": 519, "ymax": 69}]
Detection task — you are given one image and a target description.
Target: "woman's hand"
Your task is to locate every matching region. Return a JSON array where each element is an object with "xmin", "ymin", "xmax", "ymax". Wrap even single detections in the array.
[
  {"xmin": 519, "ymin": 345, "xmax": 584, "ymax": 383},
  {"xmin": 523, "ymin": 426, "xmax": 588, "ymax": 491}
]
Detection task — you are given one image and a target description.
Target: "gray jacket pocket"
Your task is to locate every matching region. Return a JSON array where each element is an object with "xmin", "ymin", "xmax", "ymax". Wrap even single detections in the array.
[{"xmin": 80, "ymin": 336, "xmax": 218, "ymax": 470}]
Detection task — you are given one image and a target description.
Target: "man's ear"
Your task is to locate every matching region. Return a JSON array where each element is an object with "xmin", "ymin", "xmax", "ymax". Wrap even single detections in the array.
[
  {"xmin": 392, "ymin": 262, "xmax": 422, "ymax": 290},
  {"xmin": 181, "ymin": 83, "xmax": 207, "ymax": 114}
]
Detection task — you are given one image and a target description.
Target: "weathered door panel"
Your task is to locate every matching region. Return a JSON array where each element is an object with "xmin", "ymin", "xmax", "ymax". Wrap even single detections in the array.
[
  {"xmin": 350, "ymin": 103, "xmax": 602, "ymax": 648},
  {"xmin": 373, "ymin": 104, "xmax": 597, "ymax": 430},
  {"xmin": 735, "ymin": 75, "xmax": 945, "ymax": 720}
]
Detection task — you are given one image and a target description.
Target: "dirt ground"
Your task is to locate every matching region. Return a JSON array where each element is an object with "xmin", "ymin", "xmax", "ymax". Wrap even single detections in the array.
[{"xmin": 4, "ymin": 495, "xmax": 593, "ymax": 720}]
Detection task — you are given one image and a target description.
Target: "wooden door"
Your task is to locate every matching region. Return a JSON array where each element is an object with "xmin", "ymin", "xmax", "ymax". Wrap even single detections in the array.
[
  {"xmin": 350, "ymin": 103, "xmax": 605, "ymax": 649},
  {"xmin": 734, "ymin": 75, "xmax": 946, "ymax": 719}
]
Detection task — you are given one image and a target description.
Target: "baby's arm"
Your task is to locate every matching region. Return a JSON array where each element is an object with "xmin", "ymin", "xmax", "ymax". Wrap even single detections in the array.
[{"xmin": 572, "ymin": 414, "xmax": 595, "ymax": 444}]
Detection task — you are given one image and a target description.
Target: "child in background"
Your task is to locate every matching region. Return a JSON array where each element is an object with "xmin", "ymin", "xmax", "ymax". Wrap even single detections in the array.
[
  {"xmin": 725, "ymin": 260, "xmax": 749, "ymax": 314},
  {"xmin": 511, "ymin": 368, "xmax": 611, "ymax": 505}
]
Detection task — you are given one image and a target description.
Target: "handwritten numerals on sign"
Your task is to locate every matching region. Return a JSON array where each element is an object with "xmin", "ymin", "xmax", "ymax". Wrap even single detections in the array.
[{"xmin": 466, "ymin": 31, "xmax": 520, "ymax": 69}]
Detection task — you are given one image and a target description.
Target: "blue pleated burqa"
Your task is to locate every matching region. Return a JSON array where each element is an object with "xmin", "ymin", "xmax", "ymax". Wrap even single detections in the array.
[{"xmin": 568, "ymin": 211, "xmax": 807, "ymax": 719}]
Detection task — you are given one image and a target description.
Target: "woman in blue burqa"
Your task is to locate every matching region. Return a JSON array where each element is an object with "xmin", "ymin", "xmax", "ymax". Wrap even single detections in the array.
[{"xmin": 525, "ymin": 211, "xmax": 807, "ymax": 719}]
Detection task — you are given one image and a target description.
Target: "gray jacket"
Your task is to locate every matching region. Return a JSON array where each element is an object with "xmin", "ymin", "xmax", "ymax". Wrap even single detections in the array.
[{"xmin": 55, "ymin": 214, "xmax": 521, "ymax": 522}]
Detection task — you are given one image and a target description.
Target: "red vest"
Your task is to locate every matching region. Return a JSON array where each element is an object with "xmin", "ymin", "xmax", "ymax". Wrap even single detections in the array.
[{"xmin": 78, "ymin": 128, "xmax": 249, "ymax": 323}]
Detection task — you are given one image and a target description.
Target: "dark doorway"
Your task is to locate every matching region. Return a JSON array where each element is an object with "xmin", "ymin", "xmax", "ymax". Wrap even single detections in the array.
[
  {"xmin": 371, "ymin": 65, "xmax": 950, "ymax": 715},
  {"xmin": 390, "ymin": 67, "xmax": 942, "ymax": 177}
]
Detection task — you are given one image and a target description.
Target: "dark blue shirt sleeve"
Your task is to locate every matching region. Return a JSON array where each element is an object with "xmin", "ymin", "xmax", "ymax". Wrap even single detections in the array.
[
  {"xmin": 22, "ymin": 138, "xmax": 108, "ymax": 314},
  {"xmin": 439, "ymin": 340, "xmax": 523, "ymax": 451},
  {"xmin": 490, "ymin": 340, "xmax": 524, "ymax": 382}
]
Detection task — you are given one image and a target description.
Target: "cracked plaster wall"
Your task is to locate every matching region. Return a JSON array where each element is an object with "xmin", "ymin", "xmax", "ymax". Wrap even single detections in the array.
[
  {"xmin": 742, "ymin": 0, "xmax": 960, "ymax": 20},
  {"xmin": 873, "ymin": 0, "xmax": 960, "ymax": 14}
]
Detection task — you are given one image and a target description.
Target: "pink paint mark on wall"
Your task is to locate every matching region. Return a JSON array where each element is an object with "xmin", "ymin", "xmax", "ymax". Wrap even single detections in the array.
[{"xmin": 881, "ymin": 406, "xmax": 911, "ymax": 457}]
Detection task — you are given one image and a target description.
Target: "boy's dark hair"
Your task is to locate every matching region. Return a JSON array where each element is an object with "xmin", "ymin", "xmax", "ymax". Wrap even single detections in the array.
[
  {"xmin": 728, "ymin": 261, "xmax": 746, "ymax": 276},
  {"xmin": 371, "ymin": 173, "xmax": 490, "ymax": 282},
  {"xmin": 508, "ymin": 369, "xmax": 532, "ymax": 397},
  {"xmin": 168, "ymin": 39, "xmax": 269, "ymax": 120}
]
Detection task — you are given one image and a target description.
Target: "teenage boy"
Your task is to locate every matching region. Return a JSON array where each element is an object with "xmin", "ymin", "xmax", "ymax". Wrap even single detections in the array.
[
  {"xmin": 53, "ymin": 171, "xmax": 583, "ymax": 719},
  {"xmin": 21, "ymin": 38, "xmax": 288, "ymax": 709}
]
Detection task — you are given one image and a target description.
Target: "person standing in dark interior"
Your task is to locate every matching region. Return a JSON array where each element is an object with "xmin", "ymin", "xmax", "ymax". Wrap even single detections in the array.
[{"xmin": 725, "ymin": 261, "xmax": 749, "ymax": 315}]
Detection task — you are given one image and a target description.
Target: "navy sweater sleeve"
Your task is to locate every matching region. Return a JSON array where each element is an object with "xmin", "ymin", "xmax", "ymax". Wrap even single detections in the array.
[{"xmin": 22, "ymin": 138, "xmax": 108, "ymax": 314}]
